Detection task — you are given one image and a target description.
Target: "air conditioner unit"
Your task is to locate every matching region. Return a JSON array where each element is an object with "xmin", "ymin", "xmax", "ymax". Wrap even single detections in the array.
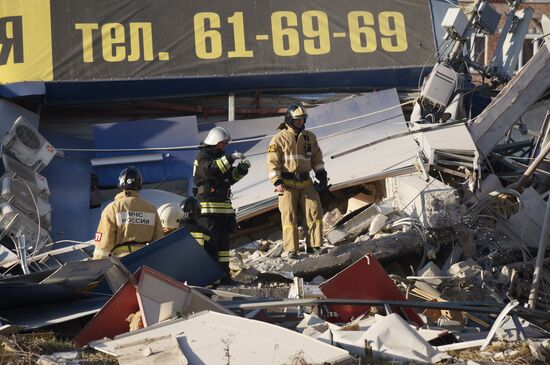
[
  {"xmin": 1, "ymin": 116, "xmax": 57, "ymax": 172},
  {"xmin": 0, "ymin": 175, "xmax": 52, "ymax": 230},
  {"xmin": 420, "ymin": 63, "xmax": 458, "ymax": 107},
  {"xmin": 0, "ymin": 202, "xmax": 51, "ymax": 255},
  {"xmin": 0, "ymin": 241, "xmax": 19, "ymax": 268},
  {"xmin": 0, "ymin": 154, "xmax": 50, "ymax": 196},
  {"xmin": 442, "ymin": 8, "xmax": 468, "ymax": 38}
]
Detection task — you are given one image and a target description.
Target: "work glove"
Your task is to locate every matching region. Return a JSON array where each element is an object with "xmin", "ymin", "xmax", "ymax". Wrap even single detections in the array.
[
  {"xmin": 237, "ymin": 159, "xmax": 251, "ymax": 175},
  {"xmin": 231, "ymin": 151, "xmax": 246, "ymax": 161},
  {"xmin": 315, "ymin": 169, "xmax": 328, "ymax": 190}
]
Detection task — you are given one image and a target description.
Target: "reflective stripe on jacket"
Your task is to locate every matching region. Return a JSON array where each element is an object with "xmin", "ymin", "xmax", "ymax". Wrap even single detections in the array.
[
  {"xmin": 267, "ymin": 127, "xmax": 324, "ymax": 185},
  {"xmin": 190, "ymin": 232, "xmax": 210, "ymax": 246},
  {"xmin": 193, "ymin": 146, "xmax": 243, "ymax": 215},
  {"xmin": 93, "ymin": 190, "xmax": 164, "ymax": 259}
]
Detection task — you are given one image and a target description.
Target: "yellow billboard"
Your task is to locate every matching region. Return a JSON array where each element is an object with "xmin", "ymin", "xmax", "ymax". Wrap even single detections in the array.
[{"xmin": 0, "ymin": 0, "xmax": 53, "ymax": 84}]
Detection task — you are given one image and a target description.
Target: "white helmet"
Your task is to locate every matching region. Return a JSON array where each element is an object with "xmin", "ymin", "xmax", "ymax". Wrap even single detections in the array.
[
  {"xmin": 157, "ymin": 203, "xmax": 184, "ymax": 230},
  {"xmin": 203, "ymin": 126, "xmax": 230, "ymax": 146}
]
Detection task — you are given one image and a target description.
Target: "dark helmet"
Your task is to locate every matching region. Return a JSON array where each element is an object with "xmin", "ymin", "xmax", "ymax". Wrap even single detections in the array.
[
  {"xmin": 118, "ymin": 166, "xmax": 143, "ymax": 190},
  {"xmin": 181, "ymin": 196, "xmax": 202, "ymax": 222},
  {"xmin": 284, "ymin": 104, "xmax": 308, "ymax": 125}
]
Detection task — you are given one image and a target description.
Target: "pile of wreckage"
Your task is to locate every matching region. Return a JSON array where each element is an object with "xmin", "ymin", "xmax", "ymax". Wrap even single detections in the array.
[{"xmin": 1, "ymin": 6, "xmax": 550, "ymax": 365}]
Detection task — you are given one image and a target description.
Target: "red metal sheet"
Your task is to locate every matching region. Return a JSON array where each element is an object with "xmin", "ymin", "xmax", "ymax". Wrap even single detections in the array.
[
  {"xmin": 74, "ymin": 270, "xmax": 142, "ymax": 346},
  {"xmin": 319, "ymin": 254, "xmax": 424, "ymax": 326}
]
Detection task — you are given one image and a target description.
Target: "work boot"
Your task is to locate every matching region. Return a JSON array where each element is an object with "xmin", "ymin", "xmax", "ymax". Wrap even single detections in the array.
[
  {"xmin": 287, "ymin": 251, "xmax": 299, "ymax": 260},
  {"xmin": 306, "ymin": 247, "xmax": 322, "ymax": 255}
]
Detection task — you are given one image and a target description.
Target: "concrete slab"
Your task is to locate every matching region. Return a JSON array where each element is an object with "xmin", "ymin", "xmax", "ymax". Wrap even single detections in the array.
[{"xmin": 386, "ymin": 173, "xmax": 461, "ymax": 227}]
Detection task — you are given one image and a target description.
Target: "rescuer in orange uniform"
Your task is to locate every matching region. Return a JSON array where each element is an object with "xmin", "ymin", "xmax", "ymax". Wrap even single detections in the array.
[
  {"xmin": 93, "ymin": 166, "xmax": 164, "ymax": 259},
  {"xmin": 267, "ymin": 105, "xmax": 328, "ymax": 258}
]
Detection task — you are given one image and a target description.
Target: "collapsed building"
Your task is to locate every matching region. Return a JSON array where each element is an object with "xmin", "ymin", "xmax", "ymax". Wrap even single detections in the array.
[{"xmin": 1, "ymin": 0, "xmax": 550, "ymax": 364}]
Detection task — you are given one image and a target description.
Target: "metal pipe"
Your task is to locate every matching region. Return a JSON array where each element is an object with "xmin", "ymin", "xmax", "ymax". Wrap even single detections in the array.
[
  {"xmin": 528, "ymin": 194, "xmax": 550, "ymax": 308},
  {"xmin": 16, "ymin": 235, "xmax": 30, "ymax": 275},
  {"xmin": 228, "ymin": 93, "xmax": 235, "ymax": 121},
  {"xmin": 447, "ymin": 0, "xmax": 483, "ymax": 61},
  {"xmin": 514, "ymin": 113, "xmax": 550, "ymax": 190}
]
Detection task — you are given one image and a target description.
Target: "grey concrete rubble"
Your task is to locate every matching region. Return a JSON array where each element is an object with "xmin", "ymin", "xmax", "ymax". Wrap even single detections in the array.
[
  {"xmin": 3, "ymin": 4, "xmax": 550, "ymax": 365},
  {"xmin": 325, "ymin": 203, "xmax": 392, "ymax": 245},
  {"xmin": 385, "ymin": 174, "xmax": 463, "ymax": 228}
]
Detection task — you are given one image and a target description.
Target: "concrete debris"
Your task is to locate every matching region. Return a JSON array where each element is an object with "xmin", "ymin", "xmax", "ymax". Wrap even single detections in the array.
[
  {"xmin": 2, "ymin": 3, "xmax": 550, "ymax": 364},
  {"xmin": 448, "ymin": 259, "xmax": 483, "ymax": 280},
  {"xmin": 418, "ymin": 261, "xmax": 444, "ymax": 286},
  {"xmin": 325, "ymin": 203, "xmax": 386, "ymax": 245},
  {"xmin": 386, "ymin": 174, "xmax": 462, "ymax": 228},
  {"xmin": 367, "ymin": 214, "xmax": 387, "ymax": 236}
]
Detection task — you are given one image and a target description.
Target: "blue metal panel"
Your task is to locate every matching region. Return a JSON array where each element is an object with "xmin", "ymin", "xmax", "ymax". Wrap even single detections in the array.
[
  {"xmin": 430, "ymin": 0, "xmax": 459, "ymax": 55},
  {"xmin": 0, "ymin": 82, "xmax": 45, "ymax": 98},
  {"xmin": 40, "ymin": 130, "xmax": 94, "ymax": 243},
  {"xmin": 94, "ymin": 227, "xmax": 224, "ymax": 294},
  {"xmin": 0, "ymin": 296, "xmax": 108, "ymax": 330},
  {"xmin": 121, "ymin": 228, "xmax": 224, "ymax": 287},
  {"xmin": 92, "ymin": 117, "xmax": 198, "ymax": 187},
  {"xmin": 1, "ymin": 68, "xmax": 426, "ymax": 104},
  {"xmin": 0, "ymin": 282, "xmax": 89, "ymax": 310}
]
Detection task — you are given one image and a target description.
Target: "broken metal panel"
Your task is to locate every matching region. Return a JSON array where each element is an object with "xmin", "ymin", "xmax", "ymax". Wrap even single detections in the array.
[
  {"xmin": 116, "ymin": 227, "xmax": 224, "ymax": 289},
  {"xmin": 469, "ymin": 45, "xmax": 550, "ymax": 156},
  {"xmin": 19, "ymin": 242, "xmax": 94, "ymax": 273},
  {"xmin": 386, "ymin": 174, "xmax": 461, "ymax": 228},
  {"xmin": 490, "ymin": 8, "xmax": 535, "ymax": 80},
  {"xmin": 413, "ymin": 122, "xmax": 480, "ymax": 177},
  {"xmin": 544, "ymin": 15, "xmax": 550, "ymax": 52},
  {"xmin": 114, "ymin": 334, "xmax": 188, "ymax": 365},
  {"xmin": 137, "ymin": 266, "xmax": 233, "ymax": 327},
  {"xmin": 0, "ymin": 242, "xmax": 19, "ymax": 268},
  {"xmin": 230, "ymin": 89, "xmax": 418, "ymax": 219},
  {"xmin": 499, "ymin": 187, "xmax": 547, "ymax": 249},
  {"xmin": 363, "ymin": 313, "xmax": 449, "ymax": 363},
  {"xmin": 74, "ymin": 270, "xmax": 143, "ymax": 346},
  {"xmin": 0, "ymin": 296, "xmax": 107, "ymax": 332},
  {"xmin": 96, "ymin": 311, "xmax": 353, "ymax": 365},
  {"xmin": 319, "ymin": 254, "xmax": 424, "ymax": 326},
  {"xmin": 39, "ymin": 259, "xmax": 113, "ymax": 291},
  {"xmin": 0, "ymin": 282, "xmax": 88, "ymax": 310}
]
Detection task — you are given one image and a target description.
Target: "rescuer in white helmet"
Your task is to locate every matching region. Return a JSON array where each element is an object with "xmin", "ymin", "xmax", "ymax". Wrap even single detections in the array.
[
  {"xmin": 193, "ymin": 126, "xmax": 251, "ymax": 281},
  {"xmin": 157, "ymin": 202, "xmax": 184, "ymax": 235}
]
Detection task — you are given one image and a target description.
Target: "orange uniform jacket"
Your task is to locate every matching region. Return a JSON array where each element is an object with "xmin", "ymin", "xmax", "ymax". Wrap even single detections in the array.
[
  {"xmin": 93, "ymin": 190, "xmax": 164, "ymax": 259},
  {"xmin": 267, "ymin": 127, "xmax": 324, "ymax": 185}
]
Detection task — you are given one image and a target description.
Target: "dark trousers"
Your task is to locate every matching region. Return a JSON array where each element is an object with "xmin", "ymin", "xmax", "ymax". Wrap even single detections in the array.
[{"xmin": 198, "ymin": 214, "xmax": 232, "ymax": 276}]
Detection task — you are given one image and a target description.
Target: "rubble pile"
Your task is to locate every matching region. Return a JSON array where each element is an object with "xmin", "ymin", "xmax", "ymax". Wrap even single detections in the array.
[{"xmin": 1, "ymin": 4, "xmax": 550, "ymax": 365}]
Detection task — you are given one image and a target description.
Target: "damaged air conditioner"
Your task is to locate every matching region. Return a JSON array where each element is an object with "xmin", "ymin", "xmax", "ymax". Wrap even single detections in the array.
[
  {"xmin": 0, "ymin": 175, "xmax": 52, "ymax": 230},
  {"xmin": 0, "ymin": 201, "xmax": 51, "ymax": 257},
  {"xmin": 0, "ymin": 154, "xmax": 50, "ymax": 195},
  {"xmin": 1, "ymin": 116, "xmax": 57, "ymax": 172}
]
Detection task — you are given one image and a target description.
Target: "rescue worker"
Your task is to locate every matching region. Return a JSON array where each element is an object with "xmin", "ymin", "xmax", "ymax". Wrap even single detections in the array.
[
  {"xmin": 157, "ymin": 202, "xmax": 184, "ymax": 235},
  {"xmin": 193, "ymin": 126, "xmax": 250, "ymax": 278},
  {"xmin": 180, "ymin": 195, "xmax": 211, "ymax": 248},
  {"xmin": 92, "ymin": 166, "xmax": 164, "ymax": 259},
  {"xmin": 267, "ymin": 105, "xmax": 328, "ymax": 258}
]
